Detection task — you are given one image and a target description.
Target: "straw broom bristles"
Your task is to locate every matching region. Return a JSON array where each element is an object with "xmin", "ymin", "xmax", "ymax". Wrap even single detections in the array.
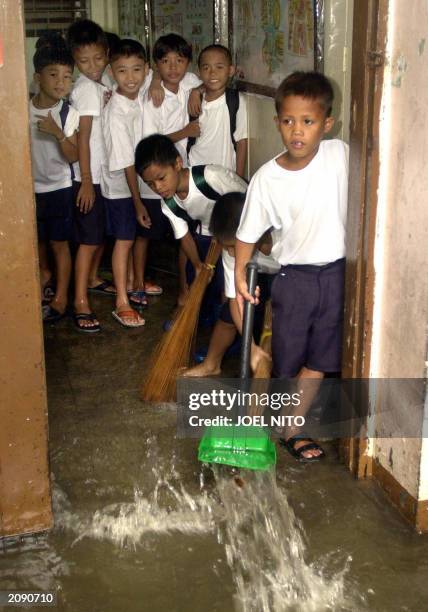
[{"xmin": 141, "ymin": 239, "xmax": 223, "ymax": 402}]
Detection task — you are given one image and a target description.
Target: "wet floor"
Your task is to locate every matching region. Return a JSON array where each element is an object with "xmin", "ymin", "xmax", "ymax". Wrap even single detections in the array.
[{"xmin": 1, "ymin": 265, "xmax": 428, "ymax": 611}]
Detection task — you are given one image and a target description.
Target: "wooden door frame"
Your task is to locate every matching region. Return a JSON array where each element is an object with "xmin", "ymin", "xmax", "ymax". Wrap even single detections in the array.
[{"xmin": 340, "ymin": 0, "xmax": 388, "ymax": 477}]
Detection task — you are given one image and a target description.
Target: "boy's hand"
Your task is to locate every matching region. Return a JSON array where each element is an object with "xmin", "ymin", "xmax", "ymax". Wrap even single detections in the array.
[
  {"xmin": 185, "ymin": 120, "xmax": 200, "ymax": 139},
  {"xmin": 188, "ymin": 87, "xmax": 203, "ymax": 116},
  {"xmin": 35, "ymin": 112, "xmax": 62, "ymax": 140},
  {"xmin": 148, "ymin": 80, "xmax": 165, "ymax": 107},
  {"xmin": 136, "ymin": 202, "xmax": 152, "ymax": 228},
  {"xmin": 76, "ymin": 181, "xmax": 95, "ymax": 213},
  {"xmin": 236, "ymin": 274, "xmax": 260, "ymax": 318}
]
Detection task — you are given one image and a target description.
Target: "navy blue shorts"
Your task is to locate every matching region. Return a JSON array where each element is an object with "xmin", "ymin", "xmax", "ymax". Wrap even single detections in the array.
[
  {"xmin": 35, "ymin": 186, "xmax": 73, "ymax": 242},
  {"xmin": 220, "ymin": 272, "xmax": 274, "ymax": 344},
  {"xmin": 136, "ymin": 198, "xmax": 171, "ymax": 240},
  {"xmin": 105, "ymin": 196, "xmax": 137, "ymax": 241},
  {"xmin": 73, "ymin": 182, "xmax": 106, "ymax": 246},
  {"xmin": 271, "ymin": 258, "xmax": 345, "ymax": 378}
]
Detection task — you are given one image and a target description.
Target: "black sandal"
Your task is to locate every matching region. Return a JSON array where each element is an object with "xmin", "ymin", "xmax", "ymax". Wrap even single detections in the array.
[
  {"xmin": 279, "ymin": 435, "xmax": 326, "ymax": 463},
  {"xmin": 73, "ymin": 312, "xmax": 101, "ymax": 333}
]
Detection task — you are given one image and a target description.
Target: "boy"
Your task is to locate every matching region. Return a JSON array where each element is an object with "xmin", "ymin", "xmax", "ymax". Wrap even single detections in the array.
[
  {"xmin": 183, "ymin": 192, "xmax": 279, "ymax": 377},
  {"xmin": 101, "ymin": 39, "xmax": 152, "ymax": 327},
  {"xmin": 30, "ymin": 43, "xmax": 79, "ymax": 322},
  {"xmin": 235, "ymin": 71, "xmax": 349, "ymax": 461},
  {"xmin": 188, "ymin": 44, "xmax": 248, "ymax": 178},
  {"xmin": 67, "ymin": 19, "xmax": 113, "ymax": 332},
  {"xmin": 134, "ymin": 134, "xmax": 247, "ymax": 309}
]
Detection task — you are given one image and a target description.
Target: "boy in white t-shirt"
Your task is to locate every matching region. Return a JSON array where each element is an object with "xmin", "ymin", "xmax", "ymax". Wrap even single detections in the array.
[
  {"xmin": 101, "ymin": 39, "xmax": 153, "ymax": 328},
  {"xmin": 30, "ymin": 44, "xmax": 79, "ymax": 323},
  {"xmin": 188, "ymin": 44, "xmax": 248, "ymax": 178},
  {"xmin": 135, "ymin": 134, "xmax": 247, "ymax": 316},
  {"xmin": 235, "ymin": 71, "xmax": 349, "ymax": 462}
]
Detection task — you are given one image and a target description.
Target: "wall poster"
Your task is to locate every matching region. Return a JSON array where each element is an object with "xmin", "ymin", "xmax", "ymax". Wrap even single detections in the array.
[{"xmin": 231, "ymin": 0, "xmax": 316, "ymax": 96}]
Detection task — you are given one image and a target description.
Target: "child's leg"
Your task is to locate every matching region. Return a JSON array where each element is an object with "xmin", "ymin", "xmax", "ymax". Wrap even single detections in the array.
[
  {"xmin": 133, "ymin": 236, "xmax": 148, "ymax": 290},
  {"xmin": 38, "ymin": 241, "xmax": 52, "ymax": 290},
  {"xmin": 74, "ymin": 244, "xmax": 100, "ymax": 328},
  {"xmin": 49, "ymin": 240, "xmax": 71, "ymax": 314},
  {"xmin": 112, "ymin": 239, "xmax": 144, "ymax": 325},
  {"xmin": 183, "ymin": 319, "xmax": 237, "ymax": 377}
]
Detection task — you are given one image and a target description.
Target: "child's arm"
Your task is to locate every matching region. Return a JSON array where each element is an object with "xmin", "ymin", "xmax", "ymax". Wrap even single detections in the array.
[
  {"xmin": 188, "ymin": 85, "xmax": 205, "ymax": 116},
  {"xmin": 167, "ymin": 120, "xmax": 200, "ymax": 143},
  {"xmin": 235, "ymin": 138, "xmax": 248, "ymax": 179},
  {"xmin": 180, "ymin": 232, "xmax": 203, "ymax": 275},
  {"xmin": 147, "ymin": 69, "xmax": 165, "ymax": 108},
  {"xmin": 235, "ymin": 239, "xmax": 257, "ymax": 307},
  {"xmin": 36, "ymin": 111, "xmax": 78, "ymax": 163},
  {"xmin": 229, "ymin": 297, "xmax": 269, "ymax": 373},
  {"xmin": 76, "ymin": 116, "xmax": 95, "ymax": 213},
  {"xmin": 124, "ymin": 166, "xmax": 151, "ymax": 229}
]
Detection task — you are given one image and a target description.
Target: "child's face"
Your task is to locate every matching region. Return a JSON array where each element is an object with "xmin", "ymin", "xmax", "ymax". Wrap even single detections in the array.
[
  {"xmin": 72, "ymin": 43, "xmax": 108, "ymax": 82},
  {"xmin": 275, "ymin": 95, "xmax": 334, "ymax": 168},
  {"xmin": 142, "ymin": 158, "xmax": 182, "ymax": 199},
  {"xmin": 198, "ymin": 49, "xmax": 234, "ymax": 95},
  {"xmin": 111, "ymin": 55, "xmax": 148, "ymax": 99},
  {"xmin": 156, "ymin": 52, "xmax": 189, "ymax": 89},
  {"xmin": 35, "ymin": 64, "xmax": 74, "ymax": 101}
]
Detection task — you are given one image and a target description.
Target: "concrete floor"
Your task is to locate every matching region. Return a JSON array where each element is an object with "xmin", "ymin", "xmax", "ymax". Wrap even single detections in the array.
[{"xmin": 1, "ymin": 262, "xmax": 428, "ymax": 611}]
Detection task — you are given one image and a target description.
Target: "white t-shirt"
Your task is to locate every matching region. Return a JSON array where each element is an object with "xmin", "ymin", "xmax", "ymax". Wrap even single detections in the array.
[
  {"xmin": 223, "ymin": 248, "xmax": 280, "ymax": 298},
  {"xmin": 70, "ymin": 72, "xmax": 113, "ymax": 184},
  {"xmin": 188, "ymin": 91, "xmax": 248, "ymax": 171},
  {"xmin": 237, "ymin": 139, "xmax": 349, "ymax": 266},
  {"xmin": 101, "ymin": 91, "xmax": 146, "ymax": 199},
  {"xmin": 29, "ymin": 99, "xmax": 79, "ymax": 193},
  {"xmin": 142, "ymin": 71, "xmax": 201, "ymax": 166},
  {"xmin": 161, "ymin": 165, "xmax": 247, "ymax": 239}
]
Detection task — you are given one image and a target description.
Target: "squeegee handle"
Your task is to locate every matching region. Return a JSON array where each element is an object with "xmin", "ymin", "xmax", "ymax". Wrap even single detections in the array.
[{"xmin": 240, "ymin": 262, "xmax": 258, "ymax": 379}]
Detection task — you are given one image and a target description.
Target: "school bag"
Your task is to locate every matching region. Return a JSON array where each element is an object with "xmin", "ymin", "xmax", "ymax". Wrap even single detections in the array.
[
  {"xmin": 59, "ymin": 99, "xmax": 75, "ymax": 180},
  {"xmin": 162, "ymin": 165, "xmax": 221, "ymax": 231},
  {"xmin": 186, "ymin": 88, "xmax": 240, "ymax": 155}
]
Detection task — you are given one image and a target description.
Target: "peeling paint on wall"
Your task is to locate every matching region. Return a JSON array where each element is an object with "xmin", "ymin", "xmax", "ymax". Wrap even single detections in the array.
[
  {"xmin": 391, "ymin": 53, "xmax": 408, "ymax": 87},
  {"xmin": 419, "ymin": 38, "xmax": 426, "ymax": 56}
]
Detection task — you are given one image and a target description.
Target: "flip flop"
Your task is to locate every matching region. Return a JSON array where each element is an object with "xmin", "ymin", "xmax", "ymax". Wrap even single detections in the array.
[
  {"xmin": 279, "ymin": 435, "xmax": 326, "ymax": 463},
  {"xmin": 42, "ymin": 304, "xmax": 66, "ymax": 323},
  {"xmin": 73, "ymin": 312, "xmax": 101, "ymax": 333},
  {"xmin": 144, "ymin": 282, "xmax": 163, "ymax": 296},
  {"xmin": 88, "ymin": 280, "xmax": 116, "ymax": 295},
  {"xmin": 112, "ymin": 309, "xmax": 145, "ymax": 328},
  {"xmin": 42, "ymin": 279, "xmax": 56, "ymax": 302},
  {"xmin": 128, "ymin": 290, "xmax": 148, "ymax": 309}
]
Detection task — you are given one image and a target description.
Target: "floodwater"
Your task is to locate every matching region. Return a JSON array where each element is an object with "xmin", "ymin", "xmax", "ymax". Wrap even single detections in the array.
[{"xmin": 1, "ymin": 269, "xmax": 428, "ymax": 612}]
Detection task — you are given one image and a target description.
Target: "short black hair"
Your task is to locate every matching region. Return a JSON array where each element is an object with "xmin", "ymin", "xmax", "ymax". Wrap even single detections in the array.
[
  {"xmin": 198, "ymin": 44, "xmax": 232, "ymax": 67},
  {"xmin": 135, "ymin": 134, "xmax": 180, "ymax": 176},
  {"xmin": 105, "ymin": 32, "xmax": 121, "ymax": 58},
  {"xmin": 110, "ymin": 38, "xmax": 147, "ymax": 64},
  {"xmin": 33, "ymin": 45, "xmax": 74, "ymax": 73},
  {"xmin": 209, "ymin": 192, "xmax": 247, "ymax": 242},
  {"xmin": 35, "ymin": 31, "xmax": 66, "ymax": 51},
  {"xmin": 152, "ymin": 33, "xmax": 192, "ymax": 62},
  {"xmin": 275, "ymin": 71, "xmax": 334, "ymax": 116},
  {"xmin": 67, "ymin": 19, "xmax": 108, "ymax": 53}
]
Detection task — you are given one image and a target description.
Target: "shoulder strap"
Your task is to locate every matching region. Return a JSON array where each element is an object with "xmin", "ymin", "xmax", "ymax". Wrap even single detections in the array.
[
  {"xmin": 225, "ymin": 88, "xmax": 240, "ymax": 151},
  {"xmin": 191, "ymin": 165, "xmax": 221, "ymax": 201},
  {"xmin": 186, "ymin": 112, "xmax": 199, "ymax": 155},
  {"xmin": 59, "ymin": 99, "xmax": 70, "ymax": 130},
  {"xmin": 163, "ymin": 196, "xmax": 195, "ymax": 226}
]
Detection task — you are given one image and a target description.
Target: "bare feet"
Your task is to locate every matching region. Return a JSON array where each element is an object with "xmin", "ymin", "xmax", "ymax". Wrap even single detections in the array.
[{"xmin": 181, "ymin": 361, "xmax": 221, "ymax": 377}]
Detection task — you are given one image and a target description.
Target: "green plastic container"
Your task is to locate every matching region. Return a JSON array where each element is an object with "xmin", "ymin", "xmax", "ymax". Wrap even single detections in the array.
[{"xmin": 198, "ymin": 425, "xmax": 276, "ymax": 471}]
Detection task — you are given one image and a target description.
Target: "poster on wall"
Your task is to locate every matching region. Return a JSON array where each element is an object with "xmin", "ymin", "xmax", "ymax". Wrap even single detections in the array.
[
  {"xmin": 150, "ymin": 0, "xmax": 214, "ymax": 64},
  {"xmin": 118, "ymin": 0, "xmax": 147, "ymax": 42},
  {"xmin": 232, "ymin": 0, "xmax": 315, "ymax": 96}
]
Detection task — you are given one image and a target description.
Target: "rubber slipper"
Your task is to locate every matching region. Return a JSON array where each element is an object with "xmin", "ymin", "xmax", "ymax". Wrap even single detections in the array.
[
  {"xmin": 42, "ymin": 304, "xmax": 66, "ymax": 323},
  {"xmin": 42, "ymin": 280, "xmax": 56, "ymax": 302},
  {"xmin": 144, "ymin": 282, "xmax": 163, "ymax": 296},
  {"xmin": 73, "ymin": 312, "xmax": 101, "ymax": 333},
  {"xmin": 279, "ymin": 435, "xmax": 326, "ymax": 463},
  {"xmin": 88, "ymin": 280, "xmax": 116, "ymax": 295},
  {"xmin": 128, "ymin": 290, "xmax": 148, "ymax": 309},
  {"xmin": 112, "ymin": 309, "xmax": 145, "ymax": 328}
]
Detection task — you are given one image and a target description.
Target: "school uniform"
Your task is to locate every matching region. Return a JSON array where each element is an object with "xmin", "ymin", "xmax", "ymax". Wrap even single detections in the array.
[
  {"xmin": 188, "ymin": 91, "xmax": 247, "ymax": 171},
  {"xmin": 70, "ymin": 72, "xmax": 113, "ymax": 245},
  {"xmin": 141, "ymin": 71, "xmax": 202, "ymax": 165},
  {"xmin": 237, "ymin": 139, "xmax": 349, "ymax": 377},
  {"xmin": 29, "ymin": 98, "xmax": 79, "ymax": 242}
]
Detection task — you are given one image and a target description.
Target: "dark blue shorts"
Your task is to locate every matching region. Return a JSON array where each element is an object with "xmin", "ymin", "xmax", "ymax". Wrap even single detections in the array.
[
  {"xmin": 136, "ymin": 198, "xmax": 171, "ymax": 240},
  {"xmin": 271, "ymin": 258, "xmax": 345, "ymax": 378},
  {"xmin": 35, "ymin": 187, "xmax": 73, "ymax": 242},
  {"xmin": 105, "ymin": 196, "xmax": 137, "ymax": 241},
  {"xmin": 73, "ymin": 182, "xmax": 106, "ymax": 246},
  {"xmin": 220, "ymin": 272, "xmax": 274, "ymax": 344}
]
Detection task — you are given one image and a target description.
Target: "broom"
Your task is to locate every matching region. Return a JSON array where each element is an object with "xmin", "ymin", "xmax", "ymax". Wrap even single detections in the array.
[{"xmin": 141, "ymin": 239, "xmax": 222, "ymax": 402}]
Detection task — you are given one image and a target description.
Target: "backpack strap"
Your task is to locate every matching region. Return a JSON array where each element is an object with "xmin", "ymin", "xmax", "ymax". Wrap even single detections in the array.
[
  {"xmin": 186, "ymin": 112, "xmax": 199, "ymax": 155},
  {"xmin": 163, "ymin": 196, "xmax": 200, "ymax": 233},
  {"xmin": 59, "ymin": 99, "xmax": 75, "ymax": 181},
  {"xmin": 191, "ymin": 165, "xmax": 221, "ymax": 201},
  {"xmin": 225, "ymin": 88, "xmax": 240, "ymax": 151}
]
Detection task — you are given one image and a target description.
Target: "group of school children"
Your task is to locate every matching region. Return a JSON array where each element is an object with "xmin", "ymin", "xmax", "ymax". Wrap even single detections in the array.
[{"xmin": 30, "ymin": 18, "xmax": 348, "ymax": 461}]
